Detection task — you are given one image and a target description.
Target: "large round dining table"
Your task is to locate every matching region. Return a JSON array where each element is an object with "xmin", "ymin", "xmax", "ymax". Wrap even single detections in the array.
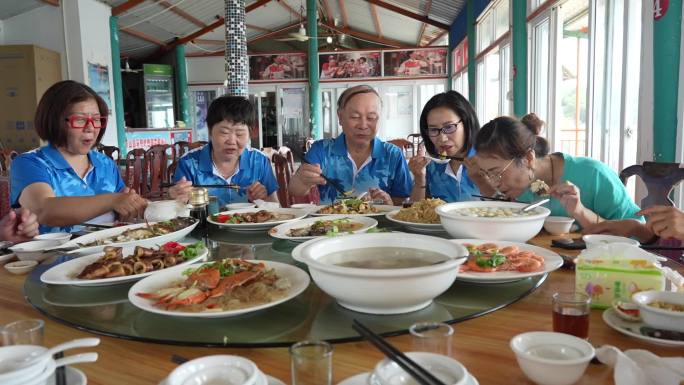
[{"xmin": 1, "ymin": 221, "xmax": 682, "ymax": 385}]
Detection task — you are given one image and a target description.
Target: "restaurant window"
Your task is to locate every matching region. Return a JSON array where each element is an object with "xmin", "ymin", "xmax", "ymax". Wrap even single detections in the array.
[
  {"xmin": 452, "ymin": 71, "xmax": 468, "ymax": 100},
  {"xmin": 475, "ymin": 0, "xmax": 510, "ymax": 122},
  {"xmin": 528, "ymin": 0, "xmax": 548, "ymax": 14}
]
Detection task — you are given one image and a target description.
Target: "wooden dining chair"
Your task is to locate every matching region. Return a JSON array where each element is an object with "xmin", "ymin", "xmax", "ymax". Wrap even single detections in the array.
[
  {"xmin": 0, "ymin": 149, "xmax": 18, "ymax": 175},
  {"xmin": 407, "ymin": 133, "xmax": 422, "ymax": 158},
  {"xmin": 188, "ymin": 141, "xmax": 208, "ymax": 151},
  {"xmin": 173, "ymin": 141, "xmax": 190, "ymax": 159},
  {"xmin": 388, "ymin": 138, "xmax": 413, "ymax": 158},
  {"xmin": 145, "ymin": 144, "xmax": 176, "ymax": 199},
  {"xmin": 278, "ymin": 146, "xmax": 295, "ymax": 174},
  {"xmin": 272, "ymin": 153, "xmax": 291, "ymax": 207},
  {"xmin": 124, "ymin": 148, "xmax": 147, "ymax": 196},
  {"xmin": 619, "ymin": 161, "xmax": 684, "ymax": 208},
  {"xmin": 96, "ymin": 144, "xmax": 120, "ymax": 162},
  {"xmin": 260, "ymin": 147, "xmax": 277, "ymax": 162}
]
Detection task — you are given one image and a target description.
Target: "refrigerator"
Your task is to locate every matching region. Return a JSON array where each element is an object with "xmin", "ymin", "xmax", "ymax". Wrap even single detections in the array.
[{"xmin": 143, "ymin": 64, "xmax": 175, "ymax": 128}]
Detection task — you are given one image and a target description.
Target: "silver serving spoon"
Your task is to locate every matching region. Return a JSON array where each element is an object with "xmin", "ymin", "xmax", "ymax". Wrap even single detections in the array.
[{"xmin": 522, "ymin": 198, "xmax": 550, "ymax": 212}]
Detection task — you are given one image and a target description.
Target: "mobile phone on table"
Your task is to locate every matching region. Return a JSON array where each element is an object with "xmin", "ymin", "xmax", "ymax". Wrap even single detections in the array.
[{"xmin": 551, "ymin": 237, "xmax": 586, "ymax": 250}]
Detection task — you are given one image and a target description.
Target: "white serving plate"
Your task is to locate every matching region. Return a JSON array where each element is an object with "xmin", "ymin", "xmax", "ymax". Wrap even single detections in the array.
[
  {"xmin": 50, "ymin": 220, "xmax": 198, "ymax": 257},
  {"xmin": 310, "ymin": 204, "xmax": 397, "ymax": 217},
  {"xmin": 128, "ymin": 260, "xmax": 310, "ymax": 318},
  {"xmin": 602, "ymin": 308, "xmax": 684, "ymax": 347},
  {"xmin": 385, "ymin": 210, "xmax": 445, "ymax": 233},
  {"xmin": 207, "ymin": 208, "xmax": 309, "ymax": 231},
  {"xmin": 40, "ymin": 243, "xmax": 208, "ymax": 287},
  {"xmin": 449, "ymin": 239, "xmax": 563, "ymax": 283},
  {"xmin": 268, "ymin": 215, "xmax": 378, "ymax": 242}
]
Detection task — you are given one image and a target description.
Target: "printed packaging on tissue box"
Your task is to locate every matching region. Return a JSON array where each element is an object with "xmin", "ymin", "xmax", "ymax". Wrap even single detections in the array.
[{"xmin": 575, "ymin": 244, "xmax": 665, "ymax": 309}]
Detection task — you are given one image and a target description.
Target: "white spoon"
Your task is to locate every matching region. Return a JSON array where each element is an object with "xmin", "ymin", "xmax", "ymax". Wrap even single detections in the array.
[
  {"xmin": 10, "ymin": 338, "xmax": 99, "ymax": 371},
  {"xmin": 522, "ymin": 198, "xmax": 550, "ymax": 212}
]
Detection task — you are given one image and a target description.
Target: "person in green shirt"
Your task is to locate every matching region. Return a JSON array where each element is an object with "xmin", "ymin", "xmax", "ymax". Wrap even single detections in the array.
[
  {"xmin": 583, "ymin": 205, "xmax": 684, "ymax": 243},
  {"xmin": 471, "ymin": 116, "xmax": 641, "ymax": 228}
]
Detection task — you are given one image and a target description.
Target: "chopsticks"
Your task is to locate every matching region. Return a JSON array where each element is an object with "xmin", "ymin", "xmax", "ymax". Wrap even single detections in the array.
[
  {"xmin": 352, "ymin": 319, "xmax": 447, "ymax": 385},
  {"xmin": 161, "ymin": 183, "xmax": 241, "ymax": 190},
  {"xmin": 301, "ymin": 159, "xmax": 349, "ymax": 197}
]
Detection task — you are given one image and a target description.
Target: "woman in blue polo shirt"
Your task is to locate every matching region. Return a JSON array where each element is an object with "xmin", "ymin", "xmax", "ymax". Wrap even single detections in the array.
[
  {"xmin": 168, "ymin": 96, "xmax": 278, "ymax": 207},
  {"xmin": 289, "ymin": 85, "xmax": 412, "ymax": 204},
  {"xmin": 408, "ymin": 91, "xmax": 494, "ymax": 202},
  {"xmin": 11, "ymin": 80, "xmax": 148, "ymax": 233}
]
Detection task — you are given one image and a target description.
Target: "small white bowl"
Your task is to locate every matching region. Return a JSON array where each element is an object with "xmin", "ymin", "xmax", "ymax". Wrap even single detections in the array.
[
  {"xmin": 435, "ymin": 201, "xmax": 550, "ymax": 242},
  {"xmin": 167, "ymin": 355, "xmax": 259, "ymax": 385},
  {"xmin": 4, "ymin": 260, "xmax": 38, "ymax": 275},
  {"xmin": 372, "ymin": 352, "xmax": 469, "ymax": 385},
  {"xmin": 225, "ymin": 202, "xmax": 256, "ymax": 211},
  {"xmin": 9, "ymin": 240, "xmax": 61, "ymax": 262},
  {"xmin": 510, "ymin": 331, "xmax": 594, "ymax": 385},
  {"xmin": 33, "ymin": 233, "xmax": 72, "ymax": 245},
  {"xmin": 144, "ymin": 200, "xmax": 190, "ymax": 222},
  {"xmin": 582, "ymin": 234, "xmax": 640, "ymax": 248},
  {"xmin": 292, "ymin": 233, "xmax": 467, "ymax": 314},
  {"xmin": 632, "ymin": 290, "xmax": 684, "ymax": 332},
  {"xmin": 544, "ymin": 216, "xmax": 575, "ymax": 235},
  {"xmin": 0, "ymin": 345, "xmax": 48, "ymax": 384},
  {"xmin": 289, "ymin": 203, "xmax": 318, "ymax": 212}
]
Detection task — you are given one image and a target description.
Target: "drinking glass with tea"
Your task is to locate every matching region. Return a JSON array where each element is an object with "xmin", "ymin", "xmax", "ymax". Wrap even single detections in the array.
[{"xmin": 552, "ymin": 292, "xmax": 591, "ymax": 339}]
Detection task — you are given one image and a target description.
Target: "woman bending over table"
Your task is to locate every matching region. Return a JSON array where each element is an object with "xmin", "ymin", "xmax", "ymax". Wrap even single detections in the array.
[
  {"xmin": 10, "ymin": 80, "xmax": 147, "ymax": 234},
  {"xmin": 408, "ymin": 91, "xmax": 494, "ymax": 202},
  {"xmin": 289, "ymin": 85, "xmax": 412, "ymax": 204},
  {"xmin": 472, "ymin": 116, "xmax": 641, "ymax": 228},
  {"xmin": 168, "ymin": 96, "xmax": 278, "ymax": 207}
]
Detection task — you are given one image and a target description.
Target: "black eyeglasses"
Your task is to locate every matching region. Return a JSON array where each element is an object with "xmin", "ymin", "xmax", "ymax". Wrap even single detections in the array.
[{"xmin": 426, "ymin": 120, "xmax": 462, "ymax": 137}]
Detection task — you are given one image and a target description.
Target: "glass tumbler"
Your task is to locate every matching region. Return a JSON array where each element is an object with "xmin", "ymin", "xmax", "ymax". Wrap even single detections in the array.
[
  {"xmin": 409, "ymin": 322, "xmax": 454, "ymax": 356},
  {"xmin": 552, "ymin": 292, "xmax": 591, "ymax": 339},
  {"xmin": 290, "ymin": 340, "xmax": 333, "ymax": 385},
  {"xmin": 1, "ymin": 319, "xmax": 45, "ymax": 346}
]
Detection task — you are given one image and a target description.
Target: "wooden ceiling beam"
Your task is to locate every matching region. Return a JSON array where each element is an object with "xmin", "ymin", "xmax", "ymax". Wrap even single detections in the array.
[
  {"xmin": 158, "ymin": 0, "xmax": 206, "ymax": 28},
  {"xmin": 338, "ymin": 0, "xmax": 349, "ymax": 27},
  {"xmin": 321, "ymin": 22, "xmax": 408, "ymax": 48},
  {"xmin": 245, "ymin": 0, "xmax": 273, "ymax": 13},
  {"xmin": 370, "ymin": 4, "xmax": 382, "ymax": 38},
  {"xmin": 321, "ymin": 0, "xmax": 334, "ymax": 23},
  {"xmin": 426, "ymin": 30, "xmax": 448, "ymax": 46},
  {"xmin": 365, "ymin": 0, "xmax": 449, "ymax": 30},
  {"xmin": 247, "ymin": 24, "xmax": 271, "ymax": 33},
  {"xmin": 417, "ymin": 0, "xmax": 432, "ymax": 45},
  {"xmin": 277, "ymin": 0, "xmax": 301, "ymax": 19},
  {"xmin": 248, "ymin": 21, "xmax": 302, "ymax": 44},
  {"xmin": 112, "ymin": 0, "xmax": 146, "ymax": 16},
  {"xmin": 168, "ymin": 16, "xmax": 225, "ymax": 50},
  {"xmin": 192, "ymin": 39, "xmax": 224, "ymax": 45},
  {"xmin": 120, "ymin": 27, "xmax": 170, "ymax": 48},
  {"xmin": 39, "ymin": 0, "xmax": 59, "ymax": 6}
]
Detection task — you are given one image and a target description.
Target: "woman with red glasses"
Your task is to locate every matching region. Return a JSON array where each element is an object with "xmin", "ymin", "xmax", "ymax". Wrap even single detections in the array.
[
  {"xmin": 472, "ymin": 116, "xmax": 641, "ymax": 228},
  {"xmin": 10, "ymin": 80, "xmax": 147, "ymax": 233}
]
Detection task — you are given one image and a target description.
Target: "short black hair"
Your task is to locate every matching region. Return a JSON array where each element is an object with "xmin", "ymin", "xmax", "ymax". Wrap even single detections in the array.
[
  {"xmin": 475, "ymin": 116, "xmax": 550, "ymax": 160},
  {"xmin": 419, "ymin": 91, "xmax": 479, "ymax": 157},
  {"xmin": 206, "ymin": 95, "xmax": 255, "ymax": 133},
  {"xmin": 35, "ymin": 80, "xmax": 108, "ymax": 147}
]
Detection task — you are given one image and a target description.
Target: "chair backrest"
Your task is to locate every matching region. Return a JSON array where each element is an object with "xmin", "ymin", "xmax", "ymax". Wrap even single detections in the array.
[
  {"xmin": 0, "ymin": 149, "xmax": 18, "ymax": 174},
  {"xmin": 145, "ymin": 144, "xmax": 176, "ymax": 199},
  {"xmin": 407, "ymin": 133, "xmax": 422, "ymax": 158},
  {"xmin": 124, "ymin": 148, "xmax": 147, "ymax": 195},
  {"xmin": 388, "ymin": 138, "xmax": 412, "ymax": 158},
  {"xmin": 167, "ymin": 160, "xmax": 178, "ymax": 184},
  {"xmin": 304, "ymin": 138, "xmax": 315, "ymax": 153},
  {"xmin": 272, "ymin": 153, "xmax": 291, "ymax": 207},
  {"xmin": 260, "ymin": 147, "xmax": 277, "ymax": 162},
  {"xmin": 173, "ymin": 141, "xmax": 190, "ymax": 159},
  {"xmin": 188, "ymin": 141, "xmax": 208, "ymax": 151},
  {"xmin": 278, "ymin": 146, "xmax": 295, "ymax": 174},
  {"xmin": 619, "ymin": 161, "xmax": 684, "ymax": 207},
  {"xmin": 96, "ymin": 144, "xmax": 120, "ymax": 162}
]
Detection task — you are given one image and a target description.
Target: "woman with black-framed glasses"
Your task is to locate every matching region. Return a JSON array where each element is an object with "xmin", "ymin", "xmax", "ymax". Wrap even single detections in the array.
[
  {"xmin": 408, "ymin": 91, "xmax": 495, "ymax": 202},
  {"xmin": 473, "ymin": 115, "xmax": 641, "ymax": 228},
  {"xmin": 10, "ymin": 80, "xmax": 147, "ymax": 233}
]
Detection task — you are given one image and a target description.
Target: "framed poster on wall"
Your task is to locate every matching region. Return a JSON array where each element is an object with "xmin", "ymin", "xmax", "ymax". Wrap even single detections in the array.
[
  {"xmin": 319, "ymin": 51, "xmax": 381, "ymax": 79},
  {"xmin": 383, "ymin": 48, "xmax": 448, "ymax": 77},
  {"xmin": 249, "ymin": 53, "xmax": 307, "ymax": 81}
]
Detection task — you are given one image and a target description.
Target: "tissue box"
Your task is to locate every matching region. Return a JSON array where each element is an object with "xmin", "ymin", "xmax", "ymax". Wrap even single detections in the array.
[{"xmin": 575, "ymin": 244, "xmax": 665, "ymax": 309}]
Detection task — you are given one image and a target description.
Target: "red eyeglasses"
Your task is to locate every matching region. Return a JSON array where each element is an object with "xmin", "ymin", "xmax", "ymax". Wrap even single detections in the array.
[{"xmin": 65, "ymin": 114, "xmax": 107, "ymax": 129}]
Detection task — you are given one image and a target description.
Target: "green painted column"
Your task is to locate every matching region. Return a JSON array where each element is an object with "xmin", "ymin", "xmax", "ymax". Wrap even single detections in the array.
[
  {"xmin": 307, "ymin": 0, "xmax": 321, "ymax": 140},
  {"xmin": 511, "ymin": 0, "xmax": 527, "ymax": 117},
  {"xmin": 175, "ymin": 45, "xmax": 191, "ymax": 126},
  {"xmin": 109, "ymin": 16, "xmax": 126, "ymax": 155},
  {"xmin": 466, "ymin": 1, "xmax": 476, "ymax": 102},
  {"xmin": 653, "ymin": 0, "xmax": 682, "ymax": 162},
  {"xmin": 447, "ymin": 47, "xmax": 453, "ymax": 91}
]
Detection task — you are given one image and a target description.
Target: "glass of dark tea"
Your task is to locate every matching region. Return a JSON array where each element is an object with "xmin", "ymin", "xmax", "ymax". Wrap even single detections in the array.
[{"xmin": 552, "ymin": 292, "xmax": 591, "ymax": 339}]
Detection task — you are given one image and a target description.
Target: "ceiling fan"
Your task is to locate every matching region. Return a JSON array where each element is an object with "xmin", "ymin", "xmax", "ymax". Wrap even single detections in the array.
[{"xmin": 276, "ymin": 23, "xmax": 334, "ymax": 43}]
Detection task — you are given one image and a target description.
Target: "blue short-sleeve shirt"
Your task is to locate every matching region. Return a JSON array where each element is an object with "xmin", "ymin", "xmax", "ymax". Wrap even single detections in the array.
[
  {"xmin": 173, "ymin": 143, "xmax": 278, "ymax": 207},
  {"xmin": 425, "ymin": 149, "xmax": 480, "ymax": 202},
  {"xmin": 304, "ymin": 134, "xmax": 412, "ymax": 203},
  {"xmin": 10, "ymin": 144, "xmax": 126, "ymax": 234}
]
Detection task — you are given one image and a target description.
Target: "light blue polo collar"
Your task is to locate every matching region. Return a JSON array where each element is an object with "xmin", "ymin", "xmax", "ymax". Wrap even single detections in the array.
[
  {"xmin": 42, "ymin": 144, "xmax": 97, "ymax": 171},
  {"xmin": 198, "ymin": 142, "xmax": 250, "ymax": 174},
  {"xmin": 332, "ymin": 133, "xmax": 383, "ymax": 159}
]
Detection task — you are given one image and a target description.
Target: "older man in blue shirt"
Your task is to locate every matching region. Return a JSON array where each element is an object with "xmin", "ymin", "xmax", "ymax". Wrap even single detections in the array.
[
  {"xmin": 289, "ymin": 85, "xmax": 412, "ymax": 204},
  {"xmin": 169, "ymin": 96, "xmax": 278, "ymax": 207}
]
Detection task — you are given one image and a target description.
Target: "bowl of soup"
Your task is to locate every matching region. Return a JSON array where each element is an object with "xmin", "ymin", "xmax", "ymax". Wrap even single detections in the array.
[
  {"xmin": 632, "ymin": 290, "xmax": 684, "ymax": 332},
  {"xmin": 292, "ymin": 233, "xmax": 467, "ymax": 314},
  {"xmin": 436, "ymin": 201, "xmax": 550, "ymax": 242}
]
